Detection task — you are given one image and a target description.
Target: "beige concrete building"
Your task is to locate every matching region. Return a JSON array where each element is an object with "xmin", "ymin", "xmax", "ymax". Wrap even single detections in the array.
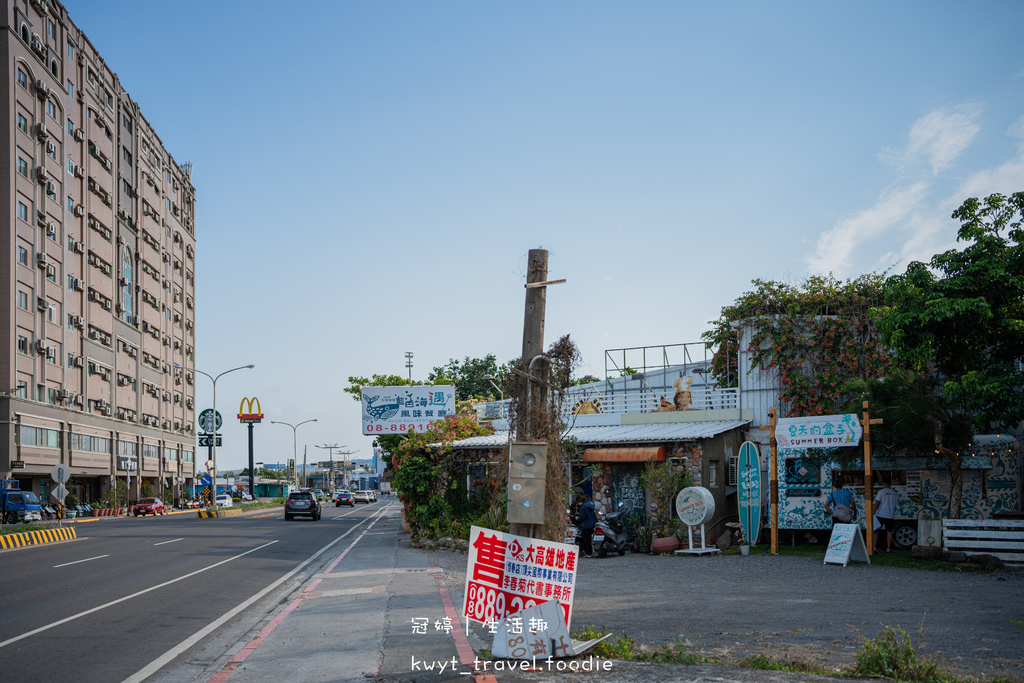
[{"xmin": 1, "ymin": 0, "xmax": 197, "ymax": 507}]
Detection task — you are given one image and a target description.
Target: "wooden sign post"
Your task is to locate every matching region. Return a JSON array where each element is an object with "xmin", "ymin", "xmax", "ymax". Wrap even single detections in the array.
[
  {"xmin": 861, "ymin": 400, "xmax": 882, "ymax": 557},
  {"xmin": 758, "ymin": 408, "xmax": 779, "ymax": 554}
]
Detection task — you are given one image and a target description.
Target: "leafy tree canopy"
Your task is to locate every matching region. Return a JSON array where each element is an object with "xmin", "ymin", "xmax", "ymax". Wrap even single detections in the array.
[
  {"xmin": 343, "ymin": 373, "xmax": 419, "ymax": 402},
  {"xmin": 875, "ymin": 191, "xmax": 1024, "ymax": 430}
]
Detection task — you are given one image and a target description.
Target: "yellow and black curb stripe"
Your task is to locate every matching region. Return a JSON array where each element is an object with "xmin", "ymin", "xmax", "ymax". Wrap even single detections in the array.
[
  {"xmin": 0, "ymin": 525, "xmax": 77, "ymax": 549},
  {"xmin": 197, "ymin": 507, "xmax": 243, "ymax": 518}
]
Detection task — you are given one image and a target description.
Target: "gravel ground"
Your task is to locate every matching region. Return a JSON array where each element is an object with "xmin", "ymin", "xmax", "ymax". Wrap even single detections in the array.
[{"xmin": 425, "ymin": 545, "xmax": 1024, "ymax": 681}]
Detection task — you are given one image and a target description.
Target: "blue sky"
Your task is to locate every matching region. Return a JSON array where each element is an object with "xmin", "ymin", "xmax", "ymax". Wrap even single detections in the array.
[{"xmin": 69, "ymin": 1, "xmax": 1024, "ymax": 471}]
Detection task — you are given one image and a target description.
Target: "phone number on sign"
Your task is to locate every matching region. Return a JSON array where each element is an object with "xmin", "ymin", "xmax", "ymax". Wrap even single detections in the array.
[
  {"xmin": 463, "ymin": 582, "xmax": 570, "ymax": 625},
  {"xmin": 364, "ymin": 423, "xmax": 428, "ymax": 433}
]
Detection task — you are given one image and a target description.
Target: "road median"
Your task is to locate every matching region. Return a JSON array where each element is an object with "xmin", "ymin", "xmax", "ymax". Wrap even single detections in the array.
[{"xmin": 0, "ymin": 525, "xmax": 77, "ymax": 550}]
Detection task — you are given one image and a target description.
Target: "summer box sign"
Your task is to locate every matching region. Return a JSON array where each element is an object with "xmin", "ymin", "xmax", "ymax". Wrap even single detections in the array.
[{"xmin": 776, "ymin": 414, "xmax": 863, "ymax": 451}]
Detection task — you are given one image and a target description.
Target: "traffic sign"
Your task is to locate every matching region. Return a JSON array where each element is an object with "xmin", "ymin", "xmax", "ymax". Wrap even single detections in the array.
[
  {"xmin": 198, "ymin": 409, "xmax": 222, "ymax": 433},
  {"xmin": 198, "ymin": 435, "xmax": 223, "ymax": 447},
  {"xmin": 200, "ymin": 474, "xmax": 213, "ymax": 487},
  {"xmin": 51, "ymin": 464, "xmax": 70, "ymax": 484},
  {"xmin": 52, "ymin": 483, "xmax": 69, "ymax": 502}
]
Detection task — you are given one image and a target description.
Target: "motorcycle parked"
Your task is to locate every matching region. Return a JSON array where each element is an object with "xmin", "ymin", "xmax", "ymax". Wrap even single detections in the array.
[{"xmin": 593, "ymin": 503, "xmax": 630, "ymax": 557}]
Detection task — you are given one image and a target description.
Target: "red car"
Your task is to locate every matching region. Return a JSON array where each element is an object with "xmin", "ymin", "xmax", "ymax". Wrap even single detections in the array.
[{"xmin": 134, "ymin": 497, "xmax": 166, "ymax": 516}]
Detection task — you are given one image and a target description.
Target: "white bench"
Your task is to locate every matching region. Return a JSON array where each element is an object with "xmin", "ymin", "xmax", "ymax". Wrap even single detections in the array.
[{"xmin": 942, "ymin": 519, "xmax": 1024, "ymax": 564}]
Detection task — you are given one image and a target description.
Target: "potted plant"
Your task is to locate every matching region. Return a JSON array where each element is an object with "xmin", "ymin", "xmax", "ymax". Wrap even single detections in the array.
[
  {"xmin": 641, "ymin": 459, "xmax": 694, "ymax": 554},
  {"xmin": 633, "ymin": 523, "xmax": 652, "ymax": 553},
  {"xmin": 64, "ymin": 492, "xmax": 79, "ymax": 519}
]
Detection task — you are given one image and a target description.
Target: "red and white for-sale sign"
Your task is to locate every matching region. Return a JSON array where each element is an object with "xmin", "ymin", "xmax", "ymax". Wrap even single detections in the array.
[{"xmin": 462, "ymin": 526, "xmax": 579, "ymax": 628}]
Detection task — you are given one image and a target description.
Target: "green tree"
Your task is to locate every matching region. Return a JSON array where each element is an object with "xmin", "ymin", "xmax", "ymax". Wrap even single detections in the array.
[
  {"xmin": 843, "ymin": 370, "xmax": 973, "ymax": 517},
  {"xmin": 343, "ymin": 373, "xmax": 419, "ymax": 402},
  {"xmin": 428, "ymin": 355, "xmax": 506, "ymax": 401},
  {"xmin": 876, "ymin": 191, "xmax": 1024, "ymax": 431}
]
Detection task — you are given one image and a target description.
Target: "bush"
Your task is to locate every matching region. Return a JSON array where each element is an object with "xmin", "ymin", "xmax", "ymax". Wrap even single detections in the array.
[
  {"xmin": 232, "ymin": 497, "xmax": 242, "ymax": 503},
  {"xmin": 854, "ymin": 626, "xmax": 951, "ymax": 682}
]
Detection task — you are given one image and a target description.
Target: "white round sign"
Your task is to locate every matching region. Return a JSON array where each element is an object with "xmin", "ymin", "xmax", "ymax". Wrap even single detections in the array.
[
  {"xmin": 51, "ymin": 464, "xmax": 70, "ymax": 484},
  {"xmin": 676, "ymin": 486, "xmax": 715, "ymax": 526}
]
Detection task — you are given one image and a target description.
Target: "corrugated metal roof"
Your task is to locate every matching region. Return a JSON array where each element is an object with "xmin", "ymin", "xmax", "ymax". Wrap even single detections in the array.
[{"xmin": 446, "ymin": 420, "xmax": 749, "ymax": 449}]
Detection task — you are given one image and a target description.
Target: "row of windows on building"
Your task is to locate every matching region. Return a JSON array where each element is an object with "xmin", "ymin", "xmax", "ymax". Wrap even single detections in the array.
[{"xmin": 19, "ymin": 426, "xmax": 194, "ymax": 462}]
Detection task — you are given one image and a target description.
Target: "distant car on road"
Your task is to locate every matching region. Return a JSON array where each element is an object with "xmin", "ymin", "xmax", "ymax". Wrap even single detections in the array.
[
  {"xmin": 312, "ymin": 489, "xmax": 326, "ymax": 501},
  {"xmin": 353, "ymin": 491, "xmax": 370, "ymax": 504},
  {"xmin": 285, "ymin": 491, "xmax": 321, "ymax": 521},
  {"xmin": 334, "ymin": 491, "xmax": 355, "ymax": 507},
  {"xmin": 134, "ymin": 497, "xmax": 166, "ymax": 516},
  {"xmin": 215, "ymin": 494, "xmax": 233, "ymax": 508}
]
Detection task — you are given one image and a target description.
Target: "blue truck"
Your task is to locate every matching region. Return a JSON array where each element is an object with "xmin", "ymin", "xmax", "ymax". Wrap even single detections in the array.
[{"xmin": 1, "ymin": 480, "xmax": 43, "ymax": 524}]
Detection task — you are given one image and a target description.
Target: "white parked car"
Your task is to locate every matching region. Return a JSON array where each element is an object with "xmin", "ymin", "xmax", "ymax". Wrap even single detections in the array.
[{"xmin": 215, "ymin": 494, "xmax": 233, "ymax": 508}]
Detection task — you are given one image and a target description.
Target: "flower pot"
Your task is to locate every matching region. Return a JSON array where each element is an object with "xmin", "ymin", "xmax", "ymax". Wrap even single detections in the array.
[
  {"xmin": 91, "ymin": 509, "xmax": 99, "ymax": 517},
  {"xmin": 650, "ymin": 536, "xmax": 680, "ymax": 555},
  {"xmin": 66, "ymin": 511, "xmax": 78, "ymax": 519},
  {"xmin": 637, "ymin": 545, "xmax": 650, "ymax": 554},
  {"xmin": 740, "ymin": 544, "xmax": 750, "ymax": 556}
]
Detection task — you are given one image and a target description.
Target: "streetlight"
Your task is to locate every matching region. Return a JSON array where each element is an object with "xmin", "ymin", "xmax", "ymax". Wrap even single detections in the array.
[
  {"xmin": 175, "ymin": 363, "xmax": 254, "ymax": 509},
  {"xmin": 271, "ymin": 419, "xmax": 317, "ymax": 489},
  {"xmin": 315, "ymin": 444, "xmax": 347, "ymax": 490},
  {"xmin": 482, "ymin": 374, "xmax": 503, "ymax": 401}
]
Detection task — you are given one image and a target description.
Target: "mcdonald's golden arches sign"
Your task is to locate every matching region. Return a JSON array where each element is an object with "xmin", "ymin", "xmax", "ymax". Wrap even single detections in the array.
[{"xmin": 238, "ymin": 397, "xmax": 263, "ymax": 424}]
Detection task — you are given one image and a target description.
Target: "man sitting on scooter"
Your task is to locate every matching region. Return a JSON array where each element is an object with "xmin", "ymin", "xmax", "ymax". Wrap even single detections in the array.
[{"xmin": 576, "ymin": 494, "xmax": 597, "ymax": 558}]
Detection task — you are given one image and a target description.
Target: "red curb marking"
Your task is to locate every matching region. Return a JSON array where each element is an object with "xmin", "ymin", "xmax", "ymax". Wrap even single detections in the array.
[
  {"xmin": 429, "ymin": 554, "xmax": 497, "ymax": 683},
  {"xmin": 205, "ymin": 508, "xmax": 391, "ymax": 683}
]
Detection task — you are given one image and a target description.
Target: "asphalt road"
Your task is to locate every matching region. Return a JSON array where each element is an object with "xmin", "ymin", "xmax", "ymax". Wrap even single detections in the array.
[{"xmin": 0, "ymin": 502, "xmax": 388, "ymax": 682}]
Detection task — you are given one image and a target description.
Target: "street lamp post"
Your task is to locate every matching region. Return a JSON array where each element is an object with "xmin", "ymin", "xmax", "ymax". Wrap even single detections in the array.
[
  {"xmin": 271, "ymin": 419, "xmax": 317, "ymax": 491},
  {"xmin": 175, "ymin": 363, "xmax": 254, "ymax": 509},
  {"xmin": 315, "ymin": 444, "xmax": 347, "ymax": 491}
]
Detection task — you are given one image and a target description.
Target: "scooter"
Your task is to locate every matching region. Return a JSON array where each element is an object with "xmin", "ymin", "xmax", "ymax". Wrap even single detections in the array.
[{"xmin": 593, "ymin": 503, "xmax": 629, "ymax": 557}]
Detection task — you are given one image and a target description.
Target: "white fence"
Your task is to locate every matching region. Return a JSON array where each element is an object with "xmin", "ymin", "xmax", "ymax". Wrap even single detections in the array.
[
  {"xmin": 477, "ymin": 386, "xmax": 740, "ymax": 420},
  {"xmin": 942, "ymin": 519, "xmax": 1024, "ymax": 565}
]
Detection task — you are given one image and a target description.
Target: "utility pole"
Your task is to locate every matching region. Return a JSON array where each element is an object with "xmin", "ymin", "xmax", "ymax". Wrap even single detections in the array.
[
  {"xmin": 405, "ymin": 352, "xmax": 414, "ymax": 385},
  {"xmin": 509, "ymin": 249, "xmax": 565, "ymax": 539},
  {"xmin": 337, "ymin": 450, "xmax": 358, "ymax": 488}
]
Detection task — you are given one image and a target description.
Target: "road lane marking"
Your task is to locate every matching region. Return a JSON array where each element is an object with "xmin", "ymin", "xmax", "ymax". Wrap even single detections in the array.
[
  {"xmin": 204, "ymin": 504, "xmax": 396, "ymax": 683},
  {"xmin": 53, "ymin": 554, "xmax": 108, "ymax": 568},
  {"xmin": 153, "ymin": 538, "xmax": 184, "ymax": 546},
  {"xmin": 122, "ymin": 504, "xmax": 397, "ymax": 683},
  {"xmin": 0, "ymin": 540, "xmax": 278, "ymax": 650}
]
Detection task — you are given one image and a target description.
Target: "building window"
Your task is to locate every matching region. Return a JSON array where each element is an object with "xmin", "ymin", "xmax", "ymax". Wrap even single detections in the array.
[
  {"xmin": 46, "ymin": 266, "xmax": 56, "ymax": 283},
  {"xmin": 67, "ymin": 351, "xmax": 75, "ymax": 367},
  {"xmin": 50, "ymin": 60, "xmax": 58, "ymax": 78},
  {"xmin": 17, "ymin": 113, "xmax": 28, "ymax": 133},
  {"xmin": 48, "ymin": 21, "xmax": 56, "ymax": 39},
  {"xmin": 47, "ymin": 100, "xmax": 56, "ymax": 119},
  {"xmin": 18, "ymin": 158, "xmax": 29, "ymax": 177},
  {"xmin": 17, "ymin": 336, "xmax": 28, "ymax": 354},
  {"xmin": 67, "ymin": 314, "xmax": 74, "ymax": 330},
  {"xmin": 67, "ymin": 80, "xmax": 73, "ymax": 98},
  {"xmin": 67, "ymin": 118, "xmax": 74, "ymax": 135},
  {"xmin": 46, "ymin": 182, "xmax": 56, "ymax": 200},
  {"xmin": 121, "ymin": 246, "xmax": 133, "ymax": 322},
  {"xmin": 67, "ymin": 40, "xmax": 74, "ymax": 58},
  {"xmin": 47, "ymin": 304, "xmax": 57, "ymax": 324},
  {"xmin": 16, "ymin": 381, "xmax": 27, "ymax": 398},
  {"xmin": 19, "ymin": 246, "xmax": 29, "ymax": 266},
  {"xmin": 17, "ymin": 68, "xmax": 27, "ymax": 88},
  {"xmin": 67, "ymin": 158, "xmax": 74, "ymax": 174},
  {"xmin": 47, "ymin": 143, "xmax": 56, "ymax": 160},
  {"xmin": 17, "ymin": 202, "xmax": 29, "ymax": 222},
  {"xmin": 122, "ymin": 114, "xmax": 133, "ymax": 133},
  {"xmin": 67, "ymin": 196, "xmax": 74, "ymax": 212},
  {"xmin": 37, "ymin": 385, "xmax": 45, "ymax": 402},
  {"xmin": 17, "ymin": 291, "xmax": 28, "ymax": 309},
  {"xmin": 122, "ymin": 146, "xmax": 132, "ymax": 165}
]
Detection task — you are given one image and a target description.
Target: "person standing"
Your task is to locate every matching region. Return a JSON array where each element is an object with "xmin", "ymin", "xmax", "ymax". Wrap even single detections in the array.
[
  {"xmin": 576, "ymin": 494, "xmax": 597, "ymax": 558},
  {"xmin": 824, "ymin": 473, "xmax": 857, "ymax": 525},
  {"xmin": 874, "ymin": 475, "xmax": 899, "ymax": 552}
]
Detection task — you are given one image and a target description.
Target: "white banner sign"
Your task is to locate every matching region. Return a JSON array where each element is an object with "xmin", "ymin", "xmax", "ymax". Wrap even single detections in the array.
[
  {"xmin": 776, "ymin": 413, "xmax": 862, "ymax": 451},
  {"xmin": 360, "ymin": 385, "xmax": 455, "ymax": 435},
  {"xmin": 824, "ymin": 523, "xmax": 871, "ymax": 567},
  {"xmin": 463, "ymin": 526, "xmax": 579, "ymax": 628}
]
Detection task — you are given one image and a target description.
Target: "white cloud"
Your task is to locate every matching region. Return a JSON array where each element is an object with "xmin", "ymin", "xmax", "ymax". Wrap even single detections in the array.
[
  {"xmin": 808, "ymin": 182, "xmax": 929, "ymax": 275},
  {"xmin": 809, "ymin": 107, "xmax": 1024, "ymax": 279},
  {"xmin": 880, "ymin": 104, "xmax": 982, "ymax": 175}
]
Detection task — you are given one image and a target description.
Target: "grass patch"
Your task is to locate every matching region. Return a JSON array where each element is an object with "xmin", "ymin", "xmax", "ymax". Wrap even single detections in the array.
[
  {"xmin": 758, "ymin": 543, "xmax": 988, "ymax": 572},
  {"xmin": 738, "ymin": 653, "xmax": 828, "ymax": 675},
  {"xmin": 572, "ymin": 626, "xmax": 704, "ymax": 664},
  {"xmin": 854, "ymin": 626, "xmax": 952, "ymax": 682}
]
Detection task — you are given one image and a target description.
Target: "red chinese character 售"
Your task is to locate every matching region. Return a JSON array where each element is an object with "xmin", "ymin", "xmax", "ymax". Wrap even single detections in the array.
[{"xmin": 472, "ymin": 532, "xmax": 507, "ymax": 588}]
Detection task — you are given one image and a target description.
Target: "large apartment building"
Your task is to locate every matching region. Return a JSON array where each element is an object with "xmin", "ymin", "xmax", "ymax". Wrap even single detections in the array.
[{"xmin": 1, "ymin": 0, "xmax": 197, "ymax": 506}]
